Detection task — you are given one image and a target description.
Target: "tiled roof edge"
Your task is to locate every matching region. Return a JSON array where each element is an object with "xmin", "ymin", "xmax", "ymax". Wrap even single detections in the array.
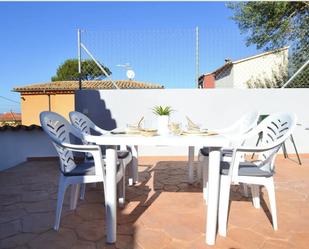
[
  {"xmin": 0, "ymin": 124, "xmax": 42, "ymax": 132},
  {"xmin": 13, "ymin": 80, "xmax": 164, "ymax": 92}
]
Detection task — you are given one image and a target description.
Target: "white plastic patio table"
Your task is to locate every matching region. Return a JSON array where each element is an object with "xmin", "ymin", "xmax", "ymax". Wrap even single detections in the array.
[{"xmin": 85, "ymin": 133, "xmax": 229, "ymax": 245}]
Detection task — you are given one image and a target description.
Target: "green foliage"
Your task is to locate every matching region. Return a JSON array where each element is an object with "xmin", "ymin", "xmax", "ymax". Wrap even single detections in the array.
[
  {"xmin": 152, "ymin": 106, "xmax": 173, "ymax": 116},
  {"xmin": 51, "ymin": 59, "xmax": 112, "ymax": 81},
  {"xmin": 228, "ymin": 2, "xmax": 309, "ymax": 50},
  {"xmin": 228, "ymin": 2, "xmax": 309, "ymax": 87}
]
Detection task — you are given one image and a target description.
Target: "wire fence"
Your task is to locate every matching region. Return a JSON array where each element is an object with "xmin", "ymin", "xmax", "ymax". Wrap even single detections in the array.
[
  {"xmin": 0, "ymin": 97, "xmax": 20, "ymax": 113},
  {"xmin": 78, "ymin": 27, "xmax": 309, "ymax": 89},
  {"xmin": 79, "ymin": 28, "xmax": 198, "ymax": 88},
  {"xmin": 199, "ymin": 28, "xmax": 309, "ymax": 89},
  {"xmin": 0, "ymin": 96, "xmax": 21, "ymax": 126},
  {"xmin": 285, "ymin": 33, "xmax": 309, "ymax": 88}
]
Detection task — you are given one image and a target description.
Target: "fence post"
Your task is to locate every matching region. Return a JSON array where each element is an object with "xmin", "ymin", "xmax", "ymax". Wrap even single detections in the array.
[{"xmin": 77, "ymin": 29, "xmax": 82, "ymax": 90}]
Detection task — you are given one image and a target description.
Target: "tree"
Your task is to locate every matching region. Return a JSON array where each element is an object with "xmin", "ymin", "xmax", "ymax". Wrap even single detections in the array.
[
  {"xmin": 51, "ymin": 59, "xmax": 112, "ymax": 81},
  {"xmin": 228, "ymin": 2, "xmax": 309, "ymax": 87}
]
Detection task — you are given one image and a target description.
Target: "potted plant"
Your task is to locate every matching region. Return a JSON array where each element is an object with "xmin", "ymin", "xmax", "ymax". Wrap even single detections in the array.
[{"xmin": 152, "ymin": 105, "xmax": 173, "ymax": 135}]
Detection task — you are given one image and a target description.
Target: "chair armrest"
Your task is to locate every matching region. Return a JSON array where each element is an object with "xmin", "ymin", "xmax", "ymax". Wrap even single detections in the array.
[
  {"xmin": 61, "ymin": 141, "xmax": 105, "ymax": 176},
  {"xmin": 61, "ymin": 142, "xmax": 100, "ymax": 152},
  {"xmin": 235, "ymin": 142, "xmax": 283, "ymax": 153},
  {"xmin": 93, "ymin": 125, "xmax": 109, "ymax": 135}
]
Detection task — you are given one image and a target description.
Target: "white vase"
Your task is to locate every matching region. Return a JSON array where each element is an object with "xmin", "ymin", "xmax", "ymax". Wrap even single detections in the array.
[{"xmin": 157, "ymin": 115, "xmax": 169, "ymax": 135}]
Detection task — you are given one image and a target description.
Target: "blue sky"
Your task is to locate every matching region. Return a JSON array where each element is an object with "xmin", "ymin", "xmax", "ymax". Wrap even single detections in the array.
[{"xmin": 0, "ymin": 2, "xmax": 259, "ymax": 113}]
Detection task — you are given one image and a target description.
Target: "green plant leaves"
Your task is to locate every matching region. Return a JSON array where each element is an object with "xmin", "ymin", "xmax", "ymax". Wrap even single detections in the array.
[{"xmin": 152, "ymin": 105, "xmax": 173, "ymax": 116}]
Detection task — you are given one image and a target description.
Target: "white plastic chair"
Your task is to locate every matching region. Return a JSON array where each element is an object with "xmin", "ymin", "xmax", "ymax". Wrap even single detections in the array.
[
  {"xmin": 40, "ymin": 111, "xmax": 126, "ymax": 230},
  {"xmin": 198, "ymin": 111, "xmax": 259, "ymax": 201},
  {"xmin": 218, "ymin": 112, "xmax": 297, "ymax": 236},
  {"xmin": 69, "ymin": 111, "xmax": 135, "ymax": 190}
]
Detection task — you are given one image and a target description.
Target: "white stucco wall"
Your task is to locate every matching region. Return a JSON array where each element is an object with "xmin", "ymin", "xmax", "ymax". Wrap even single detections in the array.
[
  {"xmin": 214, "ymin": 66, "xmax": 234, "ymax": 88},
  {"xmin": 75, "ymin": 88, "xmax": 309, "ymax": 156},
  {"xmin": 1, "ymin": 88, "xmax": 308, "ymax": 171},
  {"xmin": 0, "ymin": 129, "xmax": 57, "ymax": 171}
]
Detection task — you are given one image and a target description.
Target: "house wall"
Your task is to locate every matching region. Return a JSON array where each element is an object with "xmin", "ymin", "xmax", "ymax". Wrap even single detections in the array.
[
  {"xmin": 215, "ymin": 67, "xmax": 234, "ymax": 88},
  {"xmin": 76, "ymin": 89, "xmax": 309, "ymax": 156},
  {"xmin": 21, "ymin": 95, "xmax": 49, "ymax": 125},
  {"xmin": 233, "ymin": 49, "xmax": 289, "ymax": 89},
  {"xmin": 50, "ymin": 94, "xmax": 75, "ymax": 121},
  {"xmin": 203, "ymin": 74, "xmax": 215, "ymax": 88},
  {"xmin": 21, "ymin": 93, "xmax": 74, "ymax": 125}
]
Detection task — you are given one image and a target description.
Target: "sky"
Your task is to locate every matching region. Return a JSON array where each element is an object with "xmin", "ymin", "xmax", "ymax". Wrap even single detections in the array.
[{"xmin": 0, "ymin": 1, "xmax": 260, "ymax": 113}]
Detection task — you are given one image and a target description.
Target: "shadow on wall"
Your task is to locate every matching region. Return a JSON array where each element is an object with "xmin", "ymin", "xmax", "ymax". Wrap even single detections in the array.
[{"xmin": 75, "ymin": 90, "xmax": 117, "ymax": 131}]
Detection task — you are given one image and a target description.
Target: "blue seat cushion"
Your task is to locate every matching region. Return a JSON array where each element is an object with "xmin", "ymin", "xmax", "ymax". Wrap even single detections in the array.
[
  {"xmin": 117, "ymin": 151, "xmax": 130, "ymax": 159},
  {"xmin": 220, "ymin": 161, "xmax": 273, "ymax": 177},
  {"xmin": 63, "ymin": 162, "xmax": 96, "ymax": 176},
  {"xmin": 86, "ymin": 150, "xmax": 130, "ymax": 161},
  {"xmin": 200, "ymin": 147, "xmax": 232, "ymax": 157},
  {"xmin": 64, "ymin": 161, "xmax": 121, "ymax": 177}
]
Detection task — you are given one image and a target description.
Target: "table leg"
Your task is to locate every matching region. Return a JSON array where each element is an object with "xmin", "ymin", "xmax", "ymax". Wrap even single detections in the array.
[
  {"xmin": 105, "ymin": 148, "xmax": 117, "ymax": 243},
  {"xmin": 206, "ymin": 148, "xmax": 221, "ymax": 245},
  {"xmin": 188, "ymin": 146, "xmax": 195, "ymax": 184},
  {"xmin": 202, "ymin": 156, "xmax": 209, "ymax": 203},
  {"xmin": 130, "ymin": 145, "xmax": 139, "ymax": 185}
]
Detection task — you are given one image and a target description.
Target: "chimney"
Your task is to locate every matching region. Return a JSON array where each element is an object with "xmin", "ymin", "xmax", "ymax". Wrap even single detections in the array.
[{"xmin": 225, "ymin": 58, "xmax": 232, "ymax": 64}]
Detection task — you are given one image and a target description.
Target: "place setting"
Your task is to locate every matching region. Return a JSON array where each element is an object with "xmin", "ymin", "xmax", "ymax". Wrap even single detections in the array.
[
  {"xmin": 179, "ymin": 116, "xmax": 218, "ymax": 136},
  {"xmin": 110, "ymin": 114, "xmax": 218, "ymax": 137}
]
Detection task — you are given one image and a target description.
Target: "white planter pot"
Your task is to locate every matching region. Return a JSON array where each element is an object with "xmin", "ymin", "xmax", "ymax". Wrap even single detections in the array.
[{"xmin": 157, "ymin": 115, "xmax": 169, "ymax": 135}]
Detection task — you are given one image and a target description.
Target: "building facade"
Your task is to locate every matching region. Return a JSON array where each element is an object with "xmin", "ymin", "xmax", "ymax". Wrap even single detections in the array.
[
  {"xmin": 14, "ymin": 80, "xmax": 164, "ymax": 125},
  {"xmin": 199, "ymin": 47, "xmax": 289, "ymax": 89}
]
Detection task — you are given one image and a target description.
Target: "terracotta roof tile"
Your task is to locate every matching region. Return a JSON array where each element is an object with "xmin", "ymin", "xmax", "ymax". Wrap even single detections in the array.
[
  {"xmin": 0, "ymin": 113, "xmax": 21, "ymax": 122},
  {"xmin": 13, "ymin": 80, "xmax": 164, "ymax": 93}
]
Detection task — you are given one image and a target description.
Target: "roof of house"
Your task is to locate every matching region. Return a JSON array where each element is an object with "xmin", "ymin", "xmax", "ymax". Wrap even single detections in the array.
[
  {"xmin": 200, "ymin": 47, "xmax": 289, "ymax": 78},
  {"xmin": 13, "ymin": 80, "xmax": 164, "ymax": 94},
  {"xmin": 0, "ymin": 112, "xmax": 21, "ymax": 122}
]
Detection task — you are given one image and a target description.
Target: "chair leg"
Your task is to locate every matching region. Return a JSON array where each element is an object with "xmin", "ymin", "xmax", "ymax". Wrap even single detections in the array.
[
  {"xmin": 202, "ymin": 156, "xmax": 209, "ymax": 203},
  {"xmin": 197, "ymin": 161, "xmax": 202, "ymax": 181},
  {"xmin": 282, "ymin": 142, "xmax": 288, "ymax": 159},
  {"xmin": 264, "ymin": 178, "xmax": 278, "ymax": 230},
  {"xmin": 218, "ymin": 175, "xmax": 231, "ymax": 237},
  {"xmin": 118, "ymin": 163, "xmax": 126, "ymax": 207},
  {"xmin": 290, "ymin": 135, "xmax": 302, "ymax": 165},
  {"xmin": 242, "ymin": 183, "xmax": 249, "ymax": 197},
  {"xmin": 80, "ymin": 184, "xmax": 86, "ymax": 200},
  {"xmin": 70, "ymin": 184, "xmax": 80, "ymax": 210},
  {"xmin": 251, "ymin": 185, "xmax": 261, "ymax": 209},
  {"xmin": 54, "ymin": 175, "xmax": 67, "ymax": 231},
  {"xmin": 188, "ymin": 146, "xmax": 195, "ymax": 184},
  {"xmin": 129, "ymin": 145, "xmax": 139, "ymax": 185}
]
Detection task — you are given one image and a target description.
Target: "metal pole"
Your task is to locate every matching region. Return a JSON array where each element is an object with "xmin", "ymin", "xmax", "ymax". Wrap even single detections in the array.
[
  {"xmin": 77, "ymin": 29, "xmax": 82, "ymax": 90},
  {"xmin": 281, "ymin": 58, "xmax": 309, "ymax": 88},
  {"xmin": 195, "ymin": 26, "xmax": 200, "ymax": 88},
  {"xmin": 81, "ymin": 43, "xmax": 119, "ymax": 89}
]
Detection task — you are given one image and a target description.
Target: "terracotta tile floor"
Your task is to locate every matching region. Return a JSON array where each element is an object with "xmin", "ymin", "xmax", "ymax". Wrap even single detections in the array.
[{"xmin": 1, "ymin": 155, "xmax": 309, "ymax": 249}]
